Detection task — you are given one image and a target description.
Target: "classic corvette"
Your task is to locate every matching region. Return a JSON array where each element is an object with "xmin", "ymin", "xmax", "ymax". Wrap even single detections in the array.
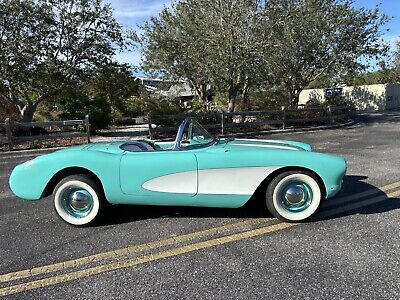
[{"xmin": 9, "ymin": 118, "xmax": 346, "ymax": 226}]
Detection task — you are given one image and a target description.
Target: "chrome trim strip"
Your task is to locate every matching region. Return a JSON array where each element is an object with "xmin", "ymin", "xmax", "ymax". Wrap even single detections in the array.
[{"xmin": 231, "ymin": 144, "xmax": 300, "ymax": 151}]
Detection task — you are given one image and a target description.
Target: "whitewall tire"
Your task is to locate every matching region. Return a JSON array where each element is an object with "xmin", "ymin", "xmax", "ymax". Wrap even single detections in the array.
[
  {"xmin": 53, "ymin": 175, "xmax": 105, "ymax": 226},
  {"xmin": 266, "ymin": 171, "xmax": 323, "ymax": 222}
]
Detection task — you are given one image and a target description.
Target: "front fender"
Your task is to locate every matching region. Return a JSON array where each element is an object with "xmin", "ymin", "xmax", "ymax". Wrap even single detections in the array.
[
  {"xmin": 9, "ymin": 150, "xmax": 122, "ymax": 201},
  {"xmin": 9, "ymin": 158, "xmax": 49, "ymax": 200}
]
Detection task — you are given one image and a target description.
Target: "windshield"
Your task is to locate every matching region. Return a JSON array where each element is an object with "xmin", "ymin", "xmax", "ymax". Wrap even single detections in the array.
[{"xmin": 177, "ymin": 119, "xmax": 216, "ymax": 149}]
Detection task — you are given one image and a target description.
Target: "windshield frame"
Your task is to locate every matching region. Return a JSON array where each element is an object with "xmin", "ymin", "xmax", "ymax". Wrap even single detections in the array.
[{"xmin": 173, "ymin": 118, "xmax": 217, "ymax": 150}]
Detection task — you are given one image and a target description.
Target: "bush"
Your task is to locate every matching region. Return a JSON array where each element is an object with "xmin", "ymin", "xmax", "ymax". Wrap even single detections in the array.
[{"xmin": 59, "ymin": 94, "xmax": 111, "ymax": 132}]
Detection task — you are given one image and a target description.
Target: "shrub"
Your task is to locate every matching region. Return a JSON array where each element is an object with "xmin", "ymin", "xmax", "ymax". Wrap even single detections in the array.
[{"xmin": 59, "ymin": 94, "xmax": 111, "ymax": 132}]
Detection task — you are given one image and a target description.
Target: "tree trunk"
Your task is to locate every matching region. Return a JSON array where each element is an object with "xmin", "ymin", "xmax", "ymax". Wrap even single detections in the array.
[
  {"xmin": 228, "ymin": 86, "xmax": 239, "ymax": 112},
  {"xmin": 287, "ymin": 89, "xmax": 294, "ymax": 108},
  {"xmin": 288, "ymin": 89, "xmax": 300, "ymax": 108},
  {"xmin": 228, "ymin": 98, "xmax": 234, "ymax": 112},
  {"xmin": 293, "ymin": 92, "xmax": 300, "ymax": 108},
  {"xmin": 242, "ymin": 87, "xmax": 250, "ymax": 111},
  {"xmin": 19, "ymin": 103, "xmax": 36, "ymax": 122},
  {"xmin": 191, "ymin": 81, "xmax": 208, "ymax": 102},
  {"xmin": 292, "ymin": 89, "xmax": 300, "ymax": 108},
  {"xmin": 199, "ymin": 84, "xmax": 208, "ymax": 102}
]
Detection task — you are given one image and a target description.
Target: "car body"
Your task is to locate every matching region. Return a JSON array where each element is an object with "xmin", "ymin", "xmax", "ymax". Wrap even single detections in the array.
[{"xmin": 9, "ymin": 118, "xmax": 346, "ymax": 225}]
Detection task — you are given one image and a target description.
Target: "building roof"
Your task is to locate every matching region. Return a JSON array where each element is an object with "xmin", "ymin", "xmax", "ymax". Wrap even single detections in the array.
[{"xmin": 138, "ymin": 77, "xmax": 197, "ymax": 99}]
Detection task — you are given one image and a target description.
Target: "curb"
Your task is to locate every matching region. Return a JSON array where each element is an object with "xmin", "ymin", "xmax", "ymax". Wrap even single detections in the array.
[{"xmin": 0, "ymin": 120, "xmax": 355, "ymax": 157}]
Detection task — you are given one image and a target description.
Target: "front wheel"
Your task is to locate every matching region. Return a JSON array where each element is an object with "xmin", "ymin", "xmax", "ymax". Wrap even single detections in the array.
[
  {"xmin": 266, "ymin": 171, "xmax": 322, "ymax": 222},
  {"xmin": 53, "ymin": 174, "xmax": 105, "ymax": 226}
]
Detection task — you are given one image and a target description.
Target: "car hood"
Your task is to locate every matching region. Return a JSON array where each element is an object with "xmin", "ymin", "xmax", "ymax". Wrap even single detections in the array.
[{"xmin": 224, "ymin": 138, "xmax": 312, "ymax": 152}]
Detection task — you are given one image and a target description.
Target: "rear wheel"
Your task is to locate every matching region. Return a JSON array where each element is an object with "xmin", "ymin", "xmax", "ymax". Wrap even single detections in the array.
[
  {"xmin": 266, "ymin": 171, "xmax": 322, "ymax": 222},
  {"xmin": 53, "ymin": 174, "xmax": 105, "ymax": 226}
]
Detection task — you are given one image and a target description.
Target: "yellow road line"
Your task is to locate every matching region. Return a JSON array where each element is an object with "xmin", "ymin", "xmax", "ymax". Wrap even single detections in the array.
[
  {"xmin": 1, "ymin": 184, "xmax": 400, "ymax": 296},
  {"xmin": 2, "ymin": 180, "xmax": 400, "ymax": 284},
  {"xmin": 0, "ymin": 218, "xmax": 269, "ymax": 283},
  {"xmin": 319, "ymin": 189, "xmax": 400, "ymax": 219},
  {"xmin": 0, "ymin": 222, "xmax": 295, "ymax": 297},
  {"xmin": 323, "ymin": 180, "xmax": 400, "ymax": 208},
  {"xmin": 381, "ymin": 181, "xmax": 400, "ymax": 191}
]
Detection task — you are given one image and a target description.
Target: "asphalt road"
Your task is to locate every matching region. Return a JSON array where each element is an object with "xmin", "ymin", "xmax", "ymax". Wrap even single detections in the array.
[{"xmin": 0, "ymin": 111, "xmax": 400, "ymax": 300}]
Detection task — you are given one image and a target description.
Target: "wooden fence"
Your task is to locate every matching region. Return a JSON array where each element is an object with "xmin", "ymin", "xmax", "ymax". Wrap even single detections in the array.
[
  {"xmin": 0, "ymin": 115, "xmax": 90, "ymax": 151},
  {"xmin": 147, "ymin": 105, "xmax": 352, "ymax": 139},
  {"xmin": 0, "ymin": 106, "xmax": 352, "ymax": 151}
]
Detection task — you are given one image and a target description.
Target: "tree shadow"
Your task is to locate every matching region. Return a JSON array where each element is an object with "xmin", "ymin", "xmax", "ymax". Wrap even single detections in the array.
[
  {"xmin": 352, "ymin": 111, "xmax": 400, "ymax": 127},
  {"xmin": 346, "ymin": 86, "xmax": 386, "ymax": 110},
  {"xmin": 314, "ymin": 175, "xmax": 400, "ymax": 221},
  {"xmin": 98, "ymin": 175, "xmax": 399, "ymax": 226}
]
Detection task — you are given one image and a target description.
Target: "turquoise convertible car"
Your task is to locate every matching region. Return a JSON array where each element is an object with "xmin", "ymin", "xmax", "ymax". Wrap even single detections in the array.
[{"xmin": 9, "ymin": 118, "xmax": 346, "ymax": 226}]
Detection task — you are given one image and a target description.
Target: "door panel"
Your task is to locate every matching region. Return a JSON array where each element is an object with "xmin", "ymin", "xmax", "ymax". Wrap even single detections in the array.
[
  {"xmin": 119, "ymin": 151, "xmax": 197, "ymax": 196},
  {"xmin": 194, "ymin": 147, "xmax": 276, "ymax": 196}
]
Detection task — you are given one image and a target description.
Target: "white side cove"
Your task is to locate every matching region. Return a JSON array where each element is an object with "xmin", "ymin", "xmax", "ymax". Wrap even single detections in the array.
[
  {"xmin": 197, "ymin": 167, "xmax": 280, "ymax": 195},
  {"xmin": 232, "ymin": 143, "xmax": 300, "ymax": 151},
  {"xmin": 142, "ymin": 171, "xmax": 197, "ymax": 194},
  {"xmin": 142, "ymin": 167, "xmax": 281, "ymax": 195}
]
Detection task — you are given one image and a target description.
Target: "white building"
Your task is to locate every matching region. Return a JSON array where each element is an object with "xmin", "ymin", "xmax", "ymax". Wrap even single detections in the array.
[{"xmin": 299, "ymin": 83, "xmax": 400, "ymax": 110}]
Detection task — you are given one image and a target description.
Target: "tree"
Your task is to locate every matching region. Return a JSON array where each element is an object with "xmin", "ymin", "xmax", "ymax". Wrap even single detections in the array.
[
  {"xmin": 141, "ymin": 0, "xmax": 264, "ymax": 112},
  {"xmin": 141, "ymin": 1, "xmax": 211, "ymax": 103},
  {"xmin": 56, "ymin": 84, "xmax": 112, "ymax": 132},
  {"xmin": 394, "ymin": 41, "xmax": 400, "ymax": 80},
  {"xmin": 261, "ymin": 0, "xmax": 389, "ymax": 107},
  {"xmin": 0, "ymin": 0, "xmax": 127, "ymax": 122},
  {"xmin": 141, "ymin": 0, "xmax": 388, "ymax": 110},
  {"xmin": 48, "ymin": 64, "xmax": 141, "ymax": 130},
  {"xmin": 350, "ymin": 64, "xmax": 399, "ymax": 86},
  {"xmin": 85, "ymin": 64, "xmax": 142, "ymax": 121},
  {"xmin": 396, "ymin": 41, "xmax": 400, "ymax": 68}
]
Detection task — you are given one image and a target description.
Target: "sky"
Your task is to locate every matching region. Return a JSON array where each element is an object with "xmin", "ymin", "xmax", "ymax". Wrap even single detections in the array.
[
  {"xmin": 108, "ymin": 0, "xmax": 400, "ymax": 75},
  {"xmin": 109, "ymin": 0, "xmax": 173, "ymax": 70}
]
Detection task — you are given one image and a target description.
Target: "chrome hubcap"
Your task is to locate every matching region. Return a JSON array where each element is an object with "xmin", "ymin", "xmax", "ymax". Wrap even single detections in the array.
[
  {"xmin": 70, "ymin": 191, "xmax": 91, "ymax": 210},
  {"xmin": 285, "ymin": 186, "xmax": 305, "ymax": 204},
  {"xmin": 279, "ymin": 182, "xmax": 312, "ymax": 213},
  {"xmin": 62, "ymin": 188, "xmax": 93, "ymax": 218}
]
